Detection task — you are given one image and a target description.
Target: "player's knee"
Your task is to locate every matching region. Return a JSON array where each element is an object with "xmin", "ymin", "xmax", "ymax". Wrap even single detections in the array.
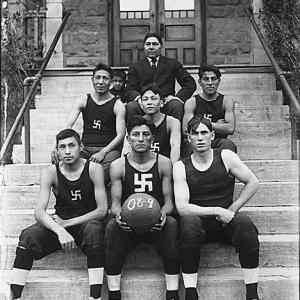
[
  {"xmin": 166, "ymin": 99, "xmax": 184, "ymax": 121},
  {"xmin": 126, "ymin": 101, "xmax": 142, "ymax": 119},
  {"xmin": 81, "ymin": 220, "xmax": 105, "ymax": 255},
  {"xmin": 231, "ymin": 213, "xmax": 259, "ymax": 250},
  {"xmin": 179, "ymin": 216, "xmax": 206, "ymax": 248},
  {"xmin": 18, "ymin": 226, "xmax": 43, "ymax": 259}
]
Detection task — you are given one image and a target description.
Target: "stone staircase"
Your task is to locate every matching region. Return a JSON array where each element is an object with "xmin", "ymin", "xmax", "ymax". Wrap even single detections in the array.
[{"xmin": 0, "ymin": 67, "xmax": 299, "ymax": 299}]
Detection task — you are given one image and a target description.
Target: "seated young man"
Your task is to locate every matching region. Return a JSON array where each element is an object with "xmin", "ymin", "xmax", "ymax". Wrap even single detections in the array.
[
  {"xmin": 123, "ymin": 84, "xmax": 181, "ymax": 164},
  {"xmin": 7, "ymin": 129, "xmax": 108, "ymax": 300},
  {"xmin": 52, "ymin": 63, "xmax": 126, "ymax": 184},
  {"xmin": 110, "ymin": 69, "xmax": 128, "ymax": 103},
  {"xmin": 182, "ymin": 65, "xmax": 237, "ymax": 154},
  {"xmin": 173, "ymin": 117, "xmax": 260, "ymax": 300},
  {"xmin": 105, "ymin": 116, "xmax": 180, "ymax": 300}
]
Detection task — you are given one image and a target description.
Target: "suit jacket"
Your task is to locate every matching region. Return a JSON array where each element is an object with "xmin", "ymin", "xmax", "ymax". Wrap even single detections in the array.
[{"xmin": 125, "ymin": 56, "xmax": 196, "ymax": 102}]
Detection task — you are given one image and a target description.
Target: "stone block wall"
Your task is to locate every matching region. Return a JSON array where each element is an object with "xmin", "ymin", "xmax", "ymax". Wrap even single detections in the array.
[
  {"xmin": 62, "ymin": 0, "xmax": 108, "ymax": 67},
  {"xmin": 207, "ymin": 0, "xmax": 252, "ymax": 64}
]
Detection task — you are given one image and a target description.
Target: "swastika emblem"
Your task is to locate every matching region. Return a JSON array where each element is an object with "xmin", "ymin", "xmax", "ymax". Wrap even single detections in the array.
[
  {"xmin": 71, "ymin": 190, "xmax": 82, "ymax": 201},
  {"xmin": 203, "ymin": 114, "xmax": 213, "ymax": 122},
  {"xmin": 92, "ymin": 120, "xmax": 102, "ymax": 130},
  {"xmin": 134, "ymin": 173, "xmax": 153, "ymax": 192},
  {"xmin": 150, "ymin": 142, "xmax": 160, "ymax": 153}
]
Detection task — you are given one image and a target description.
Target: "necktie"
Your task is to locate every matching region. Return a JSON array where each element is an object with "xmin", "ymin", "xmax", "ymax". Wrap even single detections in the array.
[{"xmin": 150, "ymin": 57, "xmax": 157, "ymax": 71}]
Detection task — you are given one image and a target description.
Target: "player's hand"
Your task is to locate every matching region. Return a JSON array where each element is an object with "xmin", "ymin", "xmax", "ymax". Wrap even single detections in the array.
[
  {"xmin": 90, "ymin": 150, "xmax": 106, "ymax": 164},
  {"xmin": 151, "ymin": 213, "xmax": 166, "ymax": 232},
  {"xmin": 164, "ymin": 95, "xmax": 184, "ymax": 105},
  {"xmin": 52, "ymin": 214, "xmax": 69, "ymax": 228},
  {"xmin": 116, "ymin": 215, "xmax": 132, "ymax": 232},
  {"xmin": 56, "ymin": 228, "xmax": 76, "ymax": 251},
  {"xmin": 51, "ymin": 148, "xmax": 59, "ymax": 164},
  {"xmin": 215, "ymin": 207, "xmax": 235, "ymax": 224}
]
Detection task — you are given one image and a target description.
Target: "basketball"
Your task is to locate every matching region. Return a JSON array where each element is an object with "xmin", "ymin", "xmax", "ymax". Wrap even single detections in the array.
[{"xmin": 121, "ymin": 193, "xmax": 161, "ymax": 234}]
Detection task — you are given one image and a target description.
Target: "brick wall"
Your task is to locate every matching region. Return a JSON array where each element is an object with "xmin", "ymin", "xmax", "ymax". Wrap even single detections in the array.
[
  {"xmin": 207, "ymin": 0, "xmax": 252, "ymax": 64},
  {"xmin": 62, "ymin": 0, "xmax": 108, "ymax": 67}
]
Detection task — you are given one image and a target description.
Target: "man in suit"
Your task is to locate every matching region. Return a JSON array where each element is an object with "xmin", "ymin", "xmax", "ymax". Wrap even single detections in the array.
[{"xmin": 126, "ymin": 32, "xmax": 196, "ymax": 121}]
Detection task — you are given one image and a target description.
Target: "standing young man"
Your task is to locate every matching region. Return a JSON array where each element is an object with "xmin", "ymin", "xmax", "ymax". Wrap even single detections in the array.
[
  {"xmin": 123, "ymin": 84, "xmax": 181, "ymax": 164},
  {"xmin": 126, "ymin": 32, "xmax": 196, "ymax": 121},
  {"xmin": 7, "ymin": 129, "xmax": 108, "ymax": 300},
  {"xmin": 105, "ymin": 116, "xmax": 180, "ymax": 300},
  {"xmin": 52, "ymin": 63, "xmax": 126, "ymax": 183},
  {"xmin": 110, "ymin": 69, "xmax": 128, "ymax": 103},
  {"xmin": 173, "ymin": 117, "xmax": 260, "ymax": 300},
  {"xmin": 183, "ymin": 65, "xmax": 237, "ymax": 152}
]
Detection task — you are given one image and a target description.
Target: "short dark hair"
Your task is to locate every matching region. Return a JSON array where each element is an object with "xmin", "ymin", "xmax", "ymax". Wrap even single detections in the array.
[
  {"xmin": 56, "ymin": 129, "xmax": 81, "ymax": 147},
  {"xmin": 126, "ymin": 115, "xmax": 155, "ymax": 135},
  {"xmin": 112, "ymin": 69, "xmax": 126, "ymax": 81},
  {"xmin": 187, "ymin": 116, "xmax": 213, "ymax": 133},
  {"xmin": 140, "ymin": 83, "xmax": 162, "ymax": 97},
  {"xmin": 143, "ymin": 32, "xmax": 163, "ymax": 45},
  {"xmin": 198, "ymin": 65, "xmax": 221, "ymax": 80},
  {"xmin": 92, "ymin": 63, "xmax": 113, "ymax": 78}
]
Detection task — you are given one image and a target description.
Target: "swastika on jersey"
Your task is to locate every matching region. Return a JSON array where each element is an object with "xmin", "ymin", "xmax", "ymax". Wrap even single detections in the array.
[
  {"xmin": 71, "ymin": 190, "xmax": 82, "ymax": 201},
  {"xmin": 134, "ymin": 173, "xmax": 153, "ymax": 192},
  {"xmin": 150, "ymin": 142, "xmax": 160, "ymax": 153},
  {"xmin": 92, "ymin": 120, "xmax": 102, "ymax": 130},
  {"xmin": 203, "ymin": 114, "xmax": 213, "ymax": 121}
]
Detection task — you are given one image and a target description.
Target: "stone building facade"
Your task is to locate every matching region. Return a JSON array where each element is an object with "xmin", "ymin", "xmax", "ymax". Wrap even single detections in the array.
[{"xmin": 9, "ymin": 0, "xmax": 269, "ymax": 68}]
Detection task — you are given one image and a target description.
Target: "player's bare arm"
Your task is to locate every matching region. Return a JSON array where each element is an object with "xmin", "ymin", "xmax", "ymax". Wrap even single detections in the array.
[
  {"xmin": 35, "ymin": 166, "xmax": 75, "ymax": 250},
  {"xmin": 212, "ymin": 96, "xmax": 235, "ymax": 135},
  {"xmin": 168, "ymin": 116, "xmax": 181, "ymax": 163},
  {"xmin": 159, "ymin": 155, "xmax": 174, "ymax": 217},
  {"xmin": 110, "ymin": 157, "xmax": 124, "ymax": 216},
  {"xmin": 66, "ymin": 96, "xmax": 87, "ymax": 128},
  {"xmin": 54, "ymin": 162, "xmax": 108, "ymax": 228},
  {"xmin": 173, "ymin": 161, "xmax": 232, "ymax": 220},
  {"xmin": 222, "ymin": 149, "xmax": 259, "ymax": 213},
  {"xmin": 182, "ymin": 97, "xmax": 196, "ymax": 134}
]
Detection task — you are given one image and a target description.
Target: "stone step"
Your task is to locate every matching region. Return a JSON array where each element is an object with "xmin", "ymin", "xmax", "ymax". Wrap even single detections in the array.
[
  {"xmin": 1, "ymin": 235, "xmax": 297, "ymax": 270},
  {"xmin": 1, "ymin": 207, "xmax": 298, "ymax": 237},
  {"xmin": 231, "ymin": 121, "xmax": 291, "ymax": 160},
  {"xmin": 40, "ymin": 72, "xmax": 277, "ymax": 94},
  {"xmin": 3, "ymin": 160, "xmax": 298, "ymax": 186},
  {"xmin": 29, "ymin": 105, "xmax": 290, "ymax": 123},
  {"xmin": 1, "ymin": 267, "xmax": 298, "ymax": 300},
  {"xmin": 16, "ymin": 121, "xmax": 291, "ymax": 161},
  {"xmin": 1, "ymin": 181, "xmax": 298, "ymax": 210}
]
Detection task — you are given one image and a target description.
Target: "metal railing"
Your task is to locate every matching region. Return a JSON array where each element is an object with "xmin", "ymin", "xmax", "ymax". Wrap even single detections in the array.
[
  {"xmin": 245, "ymin": 7, "xmax": 300, "ymax": 116},
  {"xmin": 0, "ymin": 11, "xmax": 71, "ymax": 164}
]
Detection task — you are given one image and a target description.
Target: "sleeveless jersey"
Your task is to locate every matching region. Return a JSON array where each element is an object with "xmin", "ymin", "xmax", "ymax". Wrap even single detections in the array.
[
  {"xmin": 182, "ymin": 149, "xmax": 234, "ymax": 208},
  {"xmin": 54, "ymin": 161, "xmax": 96, "ymax": 219},
  {"xmin": 194, "ymin": 93, "xmax": 227, "ymax": 138},
  {"xmin": 122, "ymin": 154, "xmax": 164, "ymax": 206},
  {"xmin": 81, "ymin": 94, "xmax": 118, "ymax": 147},
  {"xmin": 151, "ymin": 115, "xmax": 171, "ymax": 157}
]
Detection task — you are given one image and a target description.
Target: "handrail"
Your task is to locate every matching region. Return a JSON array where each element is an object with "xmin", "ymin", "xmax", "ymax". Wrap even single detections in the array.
[
  {"xmin": 244, "ymin": 7, "xmax": 300, "ymax": 116},
  {"xmin": 0, "ymin": 11, "xmax": 71, "ymax": 163}
]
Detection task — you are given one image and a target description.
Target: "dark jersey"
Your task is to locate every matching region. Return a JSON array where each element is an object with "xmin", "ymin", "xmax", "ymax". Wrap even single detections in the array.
[
  {"xmin": 122, "ymin": 154, "xmax": 164, "ymax": 206},
  {"xmin": 194, "ymin": 93, "xmax": 226, "ymax": 138},
  {"xmin": 81, "ymin": 94, "xmax": 118, "ymax": 147},
  {"xmin": 151, "ymin": 115, "xmax": 171, "ymax": 158},
  {"xmin": 182, "ymin": 149, "xmax": 235, "ymax": 208},
  {"xmin": 53, "ymin": 161, "xmax": 96, "ymax": 219}
]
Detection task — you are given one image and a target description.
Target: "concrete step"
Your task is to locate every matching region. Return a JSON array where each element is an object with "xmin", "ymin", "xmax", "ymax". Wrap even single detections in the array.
[
  {"xmin": 3, "ymin": 160, "xmax": 298, "ymax": 186},
  {"xmin": 29, "ymin": 105, "xmax": 290, "ymax": 123},
  {"xmin": 1, "ymin": 207, "xmax": 298, "ymax": 237},
  {"xmin": 40, "ymin": 72, "xmax": 277, "ymax": 94},
  {"xmin": 1, "ymin": 181, "xmax": 298, "ymax": 210},
  {"xmin": 17, "ymin": 121, "xmax": 291, "ymax": 161},
  {"xmin": 231, "ymin": 121, "xmax": 291, "ymax": 160},
  {"xmin": 1, "ymin": 235, "xmax": 298, "ymax": 270},
  {"xmin": 1, "ymin": 267, "xmax": 298, "ymax": 300},
  {"xmin": 34, "ymin": 91, "xmax": 283, "ymax": 110}
]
